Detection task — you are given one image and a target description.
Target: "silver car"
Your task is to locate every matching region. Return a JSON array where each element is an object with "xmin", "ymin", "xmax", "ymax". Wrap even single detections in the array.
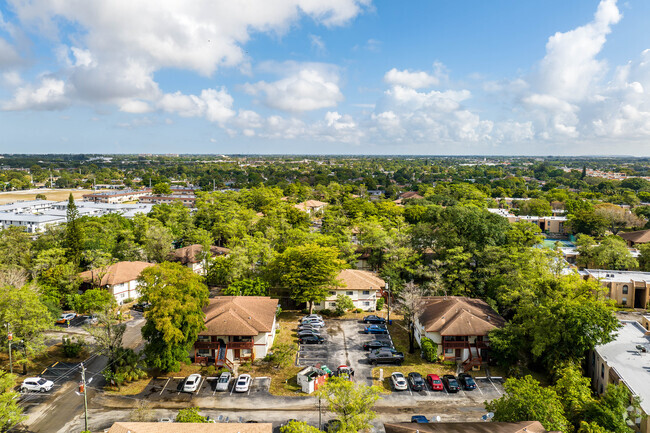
[{"xmin": 215, "ymin": 371, "xmax": 231, "ymax": 392}]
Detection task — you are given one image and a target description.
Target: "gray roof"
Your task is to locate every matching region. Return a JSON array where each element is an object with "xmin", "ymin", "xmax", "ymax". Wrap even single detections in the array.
[
  {"xmin": 0, "ymin": 213, "xmax": 65, "ymax": 223},
  {"xmin": 585, "ymin": 269, "xmax": 650, "ymax": 283},
  {"xmin": 595, "ymin": 320, "xmax": 650, "ymax": 414}
]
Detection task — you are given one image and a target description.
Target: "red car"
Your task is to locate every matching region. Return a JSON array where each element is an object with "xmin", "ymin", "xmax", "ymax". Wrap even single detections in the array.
[{"xmin": 427, "ymin": 374, "xmax": 444, "ymax": 391}]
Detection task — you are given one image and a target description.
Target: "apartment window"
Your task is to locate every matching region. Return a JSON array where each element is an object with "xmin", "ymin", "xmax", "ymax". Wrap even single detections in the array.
[
  {"xmin": 314, "ymin": 302, "xmax": 321, "ymax": 306},
  {"xmin": 329, "ymin": 303, "xmax": 337, "ymax": 308},
  {"xmin": 363, "ymin": 301, "xmax": 370, "ymax": 307},
  {"xmin": 346, "ymin": 291, "xmax": 353, "ymax": 296},
  {"xmin": 444, "ymin": 348, "xmax": 454, "ymax": 355},
  {"xmin": 197, "ymin": 335, "xmax": 211, "ymax": 342},
  {"xmin": 622, "ymin": 285, "xmax": 629, "ymax": 294},
  {"xmin": 601, "ymin": 364, "xmax": 604, "ymax": 379},
  {"xmin": 197, "ymin": 349, "xmax": 210, "ymax": 357},
  {"xmin": 329, "ymin": 291, "xmax": 336, "ymax": 296},
  {"xmin": 242, "ymin": 349, "xmax": 252, "ymax": 357},
  {"xmin": 362, "ymin": 290, "xmax": 370, "ymax": 295},
  {"xmin": 622, "ymin": 297, "xmax": 627, "ymax": 305}
]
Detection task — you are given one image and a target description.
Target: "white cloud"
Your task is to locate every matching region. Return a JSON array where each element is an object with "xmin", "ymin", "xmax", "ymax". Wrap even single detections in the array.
[
  {"xmin": 119, "ymin": 99, "xmax": 152, "ymax": 114},
  {"xmin": 157, "ymin": 87, "xmax": 235, "ymax": 124},
  {"xmin": 3, "ymin": 77, "xmax": 67, "ymax": 110},
  {"xmin": 244, "ymin": 67, "xmax": 343, "ymax": 112},
  {"xmin": 309, "ymin": 34, "xmax": 326, "ymax": 55},
  {"xmin": 384, "ymin": 68, "xmax": 439, "ymax": 89},
  {"xmin": 0, "ymin": 38, "xmax": 20, "ymax": 69}
]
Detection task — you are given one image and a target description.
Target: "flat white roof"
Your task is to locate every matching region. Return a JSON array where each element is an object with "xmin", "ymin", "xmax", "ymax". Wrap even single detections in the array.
[
  {"xmin": 585, "ymin": 269, "xmax": 650, "ymax": 283},
  {"xmin": 0, "ymin": 213, "xmax": 65, "ymax": 223},
  {"xmin": 596, "ymin": 321, "xmax": 650, "ymax": 414},
  {"xmin": 0, "ymin": 200, "xmax": 55, "ymax": 211}
]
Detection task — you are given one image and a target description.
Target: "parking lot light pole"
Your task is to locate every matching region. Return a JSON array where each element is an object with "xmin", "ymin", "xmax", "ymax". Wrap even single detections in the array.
[{"xmin": 80, "ymin": 362, "xmax": 88, "ymax": 432}]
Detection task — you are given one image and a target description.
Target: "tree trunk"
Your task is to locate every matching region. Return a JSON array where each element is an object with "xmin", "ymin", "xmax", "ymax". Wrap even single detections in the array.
[
  {"xmin": 408, "ymin": 322, "xmax": 415, "ymax": 354},
  {"xmin": 309, "ymin": 300, "xmax": 313, "ymax": 313}
]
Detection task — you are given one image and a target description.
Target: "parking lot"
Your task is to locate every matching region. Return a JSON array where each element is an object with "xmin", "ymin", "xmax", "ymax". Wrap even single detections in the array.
[{"xmin": 140, "ymin": 375, "xmax": 271, "ymax": 401}]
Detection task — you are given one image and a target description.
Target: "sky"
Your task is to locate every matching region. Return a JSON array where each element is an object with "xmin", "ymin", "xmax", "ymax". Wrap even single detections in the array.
[{"xmin": 1, "ymin": 0, "xmax": 650, "ymax": 155}]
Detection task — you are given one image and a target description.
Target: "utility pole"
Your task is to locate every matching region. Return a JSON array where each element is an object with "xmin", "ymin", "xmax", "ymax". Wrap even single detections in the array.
[
  {"xmin": 80, "ymin": 363, "xmax": 89, "ymax": 432},
  {"xmin": 318, "ymin": 394, "xmax": 322, "ymax": 431},
  {"xmin": 5, "ymin": 323, "xmax": 13, "ymax": 375}
]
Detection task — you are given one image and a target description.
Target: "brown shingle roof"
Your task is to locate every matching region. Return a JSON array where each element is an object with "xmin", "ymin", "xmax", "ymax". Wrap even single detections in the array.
[
  {"xmin": 170, "ymin": 244, "xmax": 230, "ymax": 265},
  {"xmin": 400, "ymin": 191, "xmax": 424, "ymax": 199},
  {"xmin": 619, "ymin": 229, "xmax": 650, "ymax": 244},
  {"xmin": 107, "ymin": 422, "xmax": 273, "ymax": 433},
  {"xmin": 200, "ymin": 296, "xmax": 278, "ymax": 337},
  {"xmin": 384, "ymin": 421, "xmax": 549, "ymax": 433},
  {"xmin": 78, "ymin": 261, "xmax": 154, "ymax": 286},
  {"xmin": 336, "ymin": 269, "xmax": 385, "ymax": 291},
  {"xmin": 418, "ymin": 296, "xmax": 505, "ymax": 336},
  {"xmin": 294, "ymin": 200, "xmax": 328, "ymax": 211}
]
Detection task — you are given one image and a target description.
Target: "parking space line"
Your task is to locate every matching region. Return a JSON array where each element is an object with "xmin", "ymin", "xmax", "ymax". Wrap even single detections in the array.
[
  {"xmin": 475, "ymin": 381, "xmax": 483, "ymax": 395},
  {"xmin": 195, "ymin": 377, "xmax": 205, "ymax": 395},
  {"xmin": 489, "ymin": 378, "xmax": 502, "ymax": 396},
  {"xmin": 230, "ymin": 381, "xmax": 235, "ymax": 395},
  {"xmin": 160, "ymin": 378, "xmax": 170, "ymax": 395}
]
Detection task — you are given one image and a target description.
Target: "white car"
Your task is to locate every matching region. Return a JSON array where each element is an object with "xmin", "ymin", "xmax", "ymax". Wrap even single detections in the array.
[
  {"xmin": 391, "ymin": 372, "xmax": 408, "ymax": 391},
  {"xmin": 234, "ymin": 374, "xmax": 252, "ymax": 392},
  {"xmin": 56, "ymin": 312, "xmax": 76, "ymax": 324},
  {"xmin": 302, "ymin": 314, "xmax": 323, "ymax": 321},
  {"xmin": 183, "ymin": 374, "xmax": 202, "ymax": 393},
  {"xmin": 21, "ymin": 377, "xmax": 54, "ymax": 393},
  {"xmin": 301, "ymin": 318, "xmax": 325, "ymax": 328}
]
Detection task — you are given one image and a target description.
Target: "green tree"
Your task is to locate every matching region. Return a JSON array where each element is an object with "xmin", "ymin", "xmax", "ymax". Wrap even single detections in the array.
[
  {"xmin": 638, "ymin": 243, "xmax": 650, "ymax": 271},
  {"xmin": 577, "ymin": 236, "xmax": 637, "ymax": 270},
  {"xmin": 395, "ymin": 281, "xmax": 427, "ymax": 353},
  {"xmin": 175, "ymin": 407, "xmax": 208, "ymax": 423},
  {"xmin": 318, "ymin": 377, "xmax": 381, "ymax": 433},
  {"xmin": 70, "ymin": 288, "xmax": 115, "ymax": 314},
  {"xmin": 485, "ymin": 375, "xmax": 570, "ymax": 432},
  {"xmin": 270, "ymin": 244, "xmax": 344, "ymax": 312},
  {"xmin": 139, "ymin": 263, "xmax": 209, "ymax": 372},
  {"xmin": 143, "ymin": 224, "xmax": 173, "ymax": 263},
  {"xmin": 335, "ymin": 294, "xmax": 354, "ymax": 315},
  {"xmin": 0, "ymin": 370, "xmax": 25, "ymax": 431},
  {"xmin": 65, "ymin": 193, "xmax": 83, "ymax": 265},
  {"xmin": 553, "ymin": 361, "xmax": 595, "ymax": 426},
  {"xmin": 223, "ymin": 277, "xmax": 269, "ymax": 296},
  {"xmin": 567, "ymin": 209, "xmax": 608, "ymax": 237},
  {"xmin": 0, "ymin": 285, "xmax": 53, "ymax": 373},
  {"xmin": 582, "ymin": 384, "xmax": 641, "ymax": 433},
  {"xmin": 515, "ymin": 198, "xmax": 552, "ymax": 216},
  {"xmin": 280, "ymin": 420, "xmax": 321, "ymax": 433},
  {"xmin": 152, "ymin": 182, "xmax": 172, "ymax": 195},
  {"xmin": 86, "ymin": 311, "xmax": 126, "ymax": 371}
]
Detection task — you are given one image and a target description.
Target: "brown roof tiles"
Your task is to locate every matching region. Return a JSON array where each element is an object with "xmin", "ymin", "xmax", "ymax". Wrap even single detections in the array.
[
  {"xmin": 78, "ymin": 261, "xmax": 154, "ymax": 286},
  {"xmin": 619, "ymin": 229, "xmax": 650, "ymax": 244},
  {"xmin": 418, "ymin": 296, "xmax": 505, "ymax": 336},
  {"xmin": 384, "ymin": 421, "xmax": 549, "ymax": 433},
  {"xmin": 170, "ymin": 244, "xmax": 230, "ymax": 265},
  {"xmin": 201, "ymin": 296, "xmax": 278, "ymax": 337},
  {"xmin": 107, "ymin": 422, "xmax": 273, "ymax": 433},
  {"xmin": 336, "ymin": 269, "xmax": 385, "ymax": 291}
]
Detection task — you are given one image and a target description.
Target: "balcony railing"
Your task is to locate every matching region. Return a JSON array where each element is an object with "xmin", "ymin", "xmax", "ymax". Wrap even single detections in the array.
[
  {"xmin": 227, "ymin": 341, "xmax": 254, "ymax": 350},
  {"xmin": 443, "ymin": 341, "xmax": 469, "ymax": 349},
  {"xmin": 195, "ymin": 341, "xmax": 220, "ymax": 349}
]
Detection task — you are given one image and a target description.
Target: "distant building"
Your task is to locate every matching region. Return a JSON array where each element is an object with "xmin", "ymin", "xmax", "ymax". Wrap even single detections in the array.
[
  {"xmin": 313, "ymin": 269, "xmax": 384, "ymax": 312},
  {"xmin": 400, "ymin": 191, "xmax": 424, "ymax": 200},
  {"xmin": 587, "ymin": 321, "xmax": 650, "ymax": 433},
  {"xmin": 82, "ymin": 189, "xmax": 151, "ymax": 204},
  {"xmin": 584, "ymin": 269, "xmax": 650, "ymax": 309},
  {"xmin": 294, "ymin": 200, "xmax": 328, "ymax": 215},
  {"xmin": 619, "ymin": 229, "xmax": 650, "ymax": 248},
  {"xmin": 0, "ymin": 213, "xmax": 65, "ymax": 233},
  {"xmin": 487, "ymin": 208, "xmax": 568, "ymax": 235},
  {"xmin": 139, "ymin": 194, "xmax": 197, "ymax": 207},
  {"xmin": 414, "ymin": 296, "xmax": 505, "ymax": 371},
  {"xmin": 169, "ymin": 244, "xmax": 230, "ymax": 274},
  {"xmin": 78, "ymin": 261, "xmax": 155, "ymax": 304}
]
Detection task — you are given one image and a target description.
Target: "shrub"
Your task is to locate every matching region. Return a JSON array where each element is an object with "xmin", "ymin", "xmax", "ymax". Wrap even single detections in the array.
[
  {"xmin": 61, "ymin": 337, "xmax": 84, "ymax": 358},
  {"xmin": 205, "ymin": 366, "xmax": 216, "ymax": 376},
  {"xmin": 123, "ymin": 298, "xmax": 134, "ymax": 304},
  {"xmin": 275, "ymin": 306, "xmax": 282, "ymax": 317},
  {"xmin": 376, "ymin": 297, "xmax": 385, "ymax": 311},
  {"xmin": 319, "ymin": 309, "xmax": 332, "ymax": 316},
  {"xmin": 301, "ymin": 308, "xmax": 310, "ymax": 314},
  {"xmin": 354, "ymin": 308, "xmax": 363, "ymax": 313},
  {"xmin": 421, "ymin": 337, "xmax": 438, "ymax": 362},
  {"xmin": 335, "ymin": 294, "xmax": 354, "ymax": 315}
]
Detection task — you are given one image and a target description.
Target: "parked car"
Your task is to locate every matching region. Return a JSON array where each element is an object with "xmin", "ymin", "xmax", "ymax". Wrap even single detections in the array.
[
  {"xmin": 297, "ymin": 324, "xmax": 320, "ymax": 331},
  {"xmin": 56, "ymin": 312, "xmax": 76, "ymax": 324},
  {"xmin": 21, "ymin": 377, "xmax": 54, "ymax": 393},
  {"xmin": 368, "ymin": 348, "xmax": 404, "ymax": 365},
  {"xmin": 235, "ymin": 374, "xmax": 252, "ymax": 392},
  {"xmin": 363, "ymin": 324, "xmax": 388, "ymax": 334},
  {"xmin": 411, "ymin": 415, "xmax": 430, "ymax": 423},
  {"xmin": 298, "ymin": 335, "xmax": 325, "ymax": 344},
  {"xmin": 301, "ymin": 318, "xmax": 325, "ymax": 328},
  {"xmin": 407, "ymin": 372, "xmax": 426, "ymax": 391},
  {"xmin": 297, "ymin": 329, "xmax": 321, "ymax": 337},
  {"xmin": 183, "ymin": 374, "xmax": 202, "ymax": 392},
  {"xmin": 131, "ymin": 302, "xmax": 151, "ymax": 312},
  {"xmin": 323, "ymin": 419, "xmax": 342, "ymax": 432},
  {"xmin": 82, "ymin": 315, "xmax": 98, "ymax": 325},
  {"xmin": 442, "ymin": 374, "xmax": 460, "ymax": 393},
  {"xmin": 215, "ymin": 371, "xmax": 231, "ymax": 392},
  {"xmin": 458, "ymin": 373, "xmax": 477, "ymax": 390},
  {"xmin": 362, "ymin": 315, "xmax": 386, "ymax": 324},
  {"xmin": 362, "ymin": 339, "xmax": 392, "ymax": 351},
  {"xmin": 390, "ymin": 372, "xmax": 408, "ymax": 391},
  {"xmin": 426, "ymin": 374, "xmax": 444, "ymax": 391},
  {"xmin": 302, "ymin": 314, "xmax": 323, "ymax": 321}
]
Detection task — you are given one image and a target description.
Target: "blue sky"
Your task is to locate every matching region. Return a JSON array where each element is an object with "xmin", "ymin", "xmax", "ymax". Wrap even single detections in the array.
[{"xmin": 1, "ymin": 0, "xmax": 650, "ymax": 155}]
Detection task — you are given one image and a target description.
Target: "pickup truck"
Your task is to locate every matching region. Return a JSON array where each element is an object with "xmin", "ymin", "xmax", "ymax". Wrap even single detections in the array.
[{"xmin": 368, "ymin": 349, "xmax": 404, "ymax": 365}]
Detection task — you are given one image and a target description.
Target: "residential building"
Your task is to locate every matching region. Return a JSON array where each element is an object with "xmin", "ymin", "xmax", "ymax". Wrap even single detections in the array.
[
  {"xmin": 139, "ymin": 194, "xmax": 197, "ymax": 207},
  {"xmin": 107, "ymin": 422, "xmax": 272, "ymax": 433},
  {"xmin": 584, "ymin": 269, "xmax": 650, "ymax": 309},
  {"xmin": 169, "ymin": 244, "xmax": 230, "ymax": 274},
  {"xmin": 587, "ymin": 321, "xmax": 650, "ymax": 433},
  {"xmin": 0, "ymin": 213, "xmax": 65, "ymax": 233},
  {"xmin": 313, "ymin": 269, "xmax": 384, "ymax": 312},
  {"xmin": 487, "ymin": 208, "xmax": 569, "ymax": 235},
  {"xmin": 414, "ymin": 296, "xmax": 505, "ymax": 371},
  {"xmin": 82, "ymin": 189, "xmax": 151, "ymax": 203},
  {"xmin": 294, "ymin": 200, "xmax": 328, "ymax": 215},
  {"xmin": 400, "ymin": 191, "xmax": 424, "ymax": 200},
  {"xmin": 384, "ymin": 421, "xmax": 549, "ymax": 433},
  {"xmin": 0, "ymin": 200, "xmax": 55, "ymax": 213},
  {"xmin": 193, "ymin": 296, "xmax": 278, "ymax": 369},
  {"xmin": 78, "ymin": 261, "xmax": 155, "ymax": 304},
  {"xmin": 619, "ymin": 229, "xmax": 650, "ymax": 248}
]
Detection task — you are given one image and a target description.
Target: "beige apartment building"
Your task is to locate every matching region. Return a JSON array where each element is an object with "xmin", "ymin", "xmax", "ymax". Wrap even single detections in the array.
[{"xmin": 584, "ymin": 269, "xmax": 650, "ymax": 309}]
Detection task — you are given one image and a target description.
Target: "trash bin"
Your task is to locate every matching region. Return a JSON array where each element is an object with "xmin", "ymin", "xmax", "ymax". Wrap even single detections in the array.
[{"xmin": 388, "ymin": 320, "xmax": 392, "ymax": 325}]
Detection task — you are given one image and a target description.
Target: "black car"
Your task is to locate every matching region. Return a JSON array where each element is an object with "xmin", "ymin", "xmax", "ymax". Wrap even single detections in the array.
[
  {"xmin": 323, "ymin": 419, "xmax": 342, "ymax": 432},
  {"xmin": 298, "ymin": 335, "xmax": 325, "ymax": 344},
  {"xmin": 362, "ymin": 340, "xmax": 392, "ymax": 351},
  {"xmin": 442, "ymin": 374, "xmax": 460, "ymax": 393},
  {"xmin": 297, "ymin": 329, "xmax": 321, "ymax": 337},
  {"xmin": 458, "ymin": 373, "xmax": 477, "ymax": 390},
  {"xmin": 407, "ymin": 372, "xmax": 426, "ymax": 391},
  {"xmin": 131, "ymin": 302, "xmax": 150, "ymax": 312},
  {"xmin": 362, "ymin": 315, "xmax": 386, "ymax": 324}
]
